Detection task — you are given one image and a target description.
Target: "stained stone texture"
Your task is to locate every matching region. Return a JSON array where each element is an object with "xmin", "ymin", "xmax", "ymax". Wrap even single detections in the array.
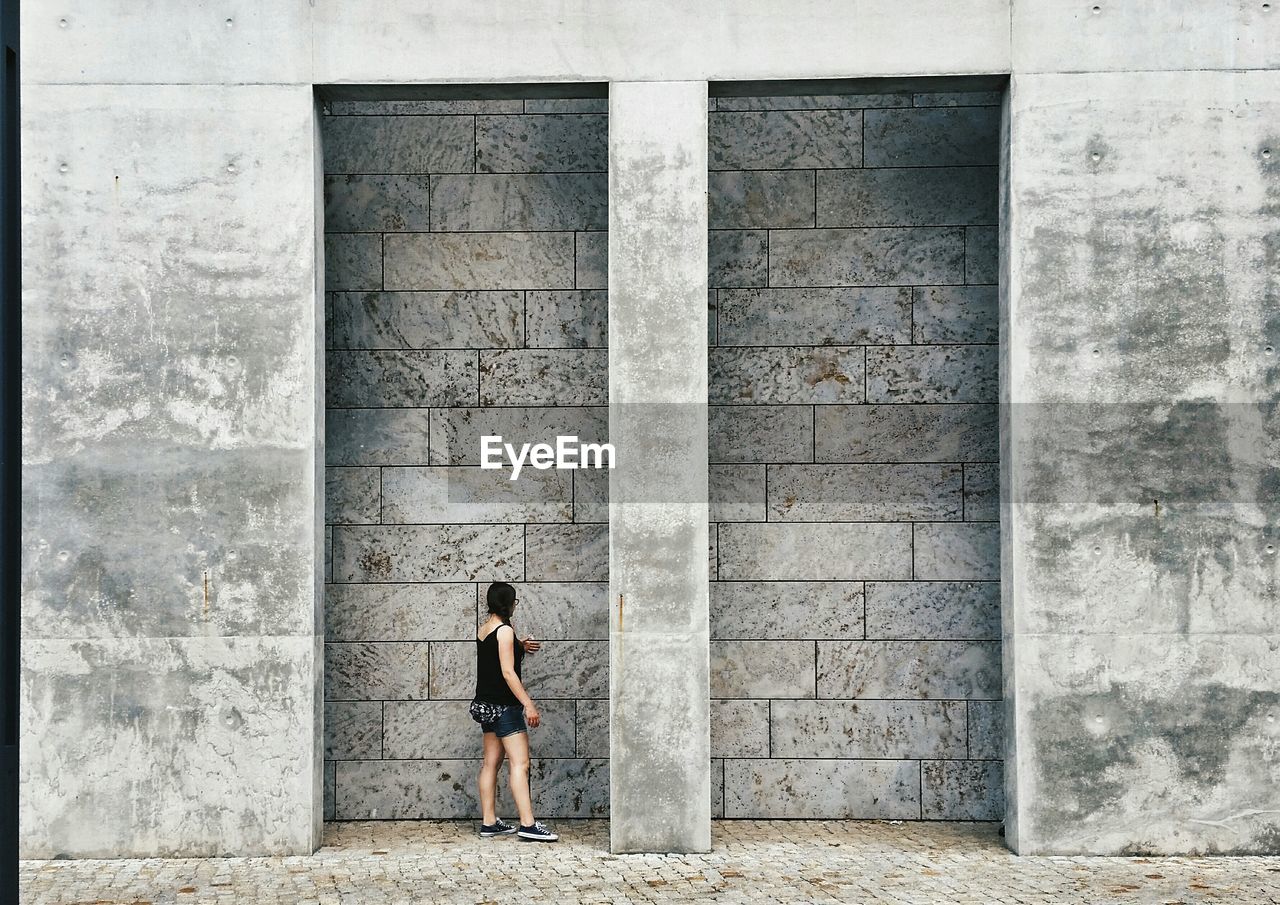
[
  {"xmin": 708, "ymin": 92, "xmax": 1001, "ymax": 822},
  {"xmin": 321, "ymin": 99, "xmax": 609, "ymax": 822}
]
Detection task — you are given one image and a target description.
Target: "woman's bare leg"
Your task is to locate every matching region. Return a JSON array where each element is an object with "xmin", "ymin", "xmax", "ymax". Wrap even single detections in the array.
[
  {"xmin": 499, "ymin": 731, "xmax": 535, "ymax": 827},
  {"xmin": 478, "ymin": 731, "xmax": 504, "ymax": 825}
]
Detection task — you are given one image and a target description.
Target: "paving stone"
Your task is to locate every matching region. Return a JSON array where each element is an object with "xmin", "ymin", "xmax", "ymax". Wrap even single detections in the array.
[
  {"xmin": 967, "ymin": 700, "xmax": 1005, "ymax": 759},
  {"xmin": 913, "ymin": 91, "xmax": 1004, "ymax": 107},
  {"xmin": 710, "ymin": 699, "xmax": 770, "ymax": 757},
  {"xmin": 866, "ymin": 345, "xmax": 998, "ymax": 403},
  {"xmin": 863, "ymin": 107, "xmax": 1000, "ymax": 167},
  {"xmin": 324, "ymin": 701, "xmax": 383, "ymax": 760},
  {"xmin": 384, "ymin": 232, "xmax": 575, "ymax": 290},
  {"xmin": 815, "ymin": 403, "xmax": 998, "ymax": 463},
  {"xmin": 709, "ymin": 230, "xmax": 768, "ymax": 287},
  {"xmin": 381, "ymin": 466, "xmax": 572, "ymax": 524},
  {"xmin": 709, "ymin": 110, "xmax": 863, "ymax": 169},
  {"xmin": 575, "ymin": 230, "xmax": 607, "ymax": 289},
  {"xmin": 913, "ymin": 285, "xmax": 999, "ymax": 343},
  {"xmin": 965, "ymin": 225, "xmax": 998, "ymax": 283},
  {"xmin": 526, "ymin": 289, "xmax": 608, "ymax": 347},
  {"xmin": 475, "ymin": 581, "xmax": 608, "ymax": 641},
  {"xmin": 922, "ymin": 760, "xmax": 1005, "ymax": 821},
  {"xmin": 725, "ymin": 759, "xmax": 920, "ymax": 819},
  {"xmin": 324, "ymin": 233, "xmax": 382, "ymax": 291},
  {"xmin": 914, "ymin": 522, "xmax": 1000, "ymax": 580},
  {"xmin": 769, "ymin": 227, "xmax": 965, "ymax": 287},
  {"xmin": 710, "ymin": 464, "xmax": 765, "ymax": 522},
  {"xmin": 327, "ymin": 99, "xmax": 523, "ymax": 115},
  {"xmin": 522, "ymin": 98, "xmax": 609, "ymax": 114},
  {"xmin": 324, "ymin": 175, "xmax": 432, "ymax": 232},
  {"xmin": 710, "ymin": 346, "xmax": 865, "ymax": 404},
  {"xmin": 477, "ymin": 113, "xmax": 608, "ymax": 172},
  {"xmin": 718, "ymin": 523, "xmax": 913, "ymax": 580},
  {"xmin": 325, "ymin": 642, "xmax": 431, "ymax": 701},
  {"xmin": 963, "ymin": 462, "xmax": 999, "ymax": 521},
  {"xmin": 817, "ymin": 640, "xmax": 1001, "ymax": 700},
  {"xmin": 429, "ymin": 406, "xmax": 608, "ymax": 465},
  {"xmin": 430, "ymin": 174, "xmax": 607, "ymax": 231},
  {"xmin": 325, "ymin": 583, "xmax": 476, "ymax": 642},
  {"xmin": 383, "ymin": 700, "xmax": 576, "ymax": 759},
  {"xmin": 864, "ymin": 580, "xmax": 1001, "ymax": 640},
  {"xmin": 321, "ymin": 115, "xmax": 475, "ymax": 173},
  {"xmin": 710, "ymin": 640, "xmax": 815, "ymax": 698},
  {"xmin": 710, "ymin": 581, "xmax": 863, "ymax": 640},
  {"xmin": 766, "ymin": 463, "xmax": 962, "ymax": 521},
  {"xmin": 710, "ymin": 405, "xmax": 814, "ymax": 464},
  {"xmin": 325, "ymin": 466, "xmax": 381, "ymax": 525},
  {"xmin": 328, "ymin": 290, "xmax": 524, "ymax": 350},
  {"xmin": 717, "ymin": 287, "xmax": 912, "ymax": 346},
  {"xmin": 770, "ymin": 700, "xmax": 967, "ymax": 759},
  {"xmin": 26, "ymin": 820, "xmax": 1280, "ymax": 903},
  {"xmin": 325, "ymin": 409, "xmax": 432, "ymax": 466},
  {"xmin": 430, "ymin": 639, "xmax": 608, "ymax": 700},
  {"xmin": 326, "ymin": 350, "xmax": 477, "ymax": 407},
  {"xmin": 479, "ymin": 349, "xmax": 608, "ymax": 405},
  {"xmin": 817, "ymin": 167, "xmax": 998, "ymax": 227},
  {"xmin": 332, "ymin": 524, "xmax": 524, "ymax": 583},
  {"xmin": 525, "ymin": 523, "xmax": 608, "ymax": 581},
  {"xmin": 709, "ymin": 171, "xmax": 815, "ymax": 228}
]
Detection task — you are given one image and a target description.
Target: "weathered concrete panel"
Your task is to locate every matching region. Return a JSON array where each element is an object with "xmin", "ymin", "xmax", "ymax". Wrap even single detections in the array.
[
  {"xmin": 325, "ymin": 350, "xmax": 477, "ymax": 408},
  {"xmin": 864, "ymin": 580, "xmax": 1001, "ymax": 640},
  {"xmin": 21, "ymin": 636, "xmax": 319, "ymax": 858},
  {"xmin": 864, "ymin": 107, "xmax": 1001, "ymax": 167},
  {"xmin": 479, "ymin": 349, "xmax": 608, "ymax": 405},
  {"xmin": 526, "ymin": 290, "xmax": 609, "ymax": 348},
  {"xmin": 321, "ymin": 115, "xmax": 475, "ymax": 174},
  {"xmin": 381, "ymin": 466, "xmax": 573, "ymax": 524},
  {"xmin": 21, "ymin": 83, "xmax": 323, "ymax": 857},
  {"xmin": 817, "ymin": 167, "xmax": 998, "ymax": 227},
  {"xmin": 383, "ymin": 700, "xmax": 576, "ymax": 759},
  {"xmin": 472, "ymin": 582, "xmax": 609, "ymax": 641},
  {"xmin": 866, "ymin": 345, "xmax": 999, "ymax": 403},
  {"xmin": 709, "ymin": 406, "xmax": 814, "ymax": 464},
  {"xmin": 325, "ymin": 409, "xmax": 432, "ymax": 466},
  {"xmin": 331, "ymin": 524, "xmax": 524, "ymax": 583},
  {"xmin": 608, "ymin": 81, "xmax": 710, "ymax": 854},
  {"xmin": 313, "ymin": 1, "xmax": 1012, "ymax": 84},
  {"xmin": 325, "ymin": 583, "xmax": 475, "ymax": 642},
  {"xmin": 913, "ymin": 286, "xmax": 999, "ymax": 344},
  {"xmin": 711, "ymin": 640, "xmax": 816, "ymax": 699},
  {"xmin": 428, "ymin": 406, "xmax": 607, "ymax": 466},
  {"xmin": 323, "ymin": 175, "xmax": 432, "ymax": 232},
  {"xmin": 923, "ymin": 760, "xmax": 1004, "ymax": 820}
]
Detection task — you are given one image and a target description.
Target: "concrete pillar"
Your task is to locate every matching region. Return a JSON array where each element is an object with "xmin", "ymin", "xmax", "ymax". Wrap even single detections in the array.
[
  {"xmin": 1002, "ymin": 67, "xmax": 1280, "ymax": 855},
  {"xmin": 607, "ymin": 81, "xmax": 711, "ymax": 854}
]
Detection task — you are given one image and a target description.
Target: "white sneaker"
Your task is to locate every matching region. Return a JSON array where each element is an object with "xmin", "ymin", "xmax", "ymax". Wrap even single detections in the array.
[{"xmin": 517, "ymin": 820, "xmax": 559, "ymax": 842}]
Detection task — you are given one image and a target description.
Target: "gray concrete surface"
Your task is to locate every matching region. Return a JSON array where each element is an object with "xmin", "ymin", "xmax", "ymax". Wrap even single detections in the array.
[
  {"xmin": 608, "ymin": 81, "xmax": 711, "ymax": 854},
  {"xmin": 18, "ymin": 0, "xmax": 1280, "ymax": 859}
]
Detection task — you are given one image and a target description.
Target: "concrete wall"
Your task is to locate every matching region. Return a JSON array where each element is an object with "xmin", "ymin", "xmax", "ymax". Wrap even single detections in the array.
[
  {"xmin": 321, "ymin": 98, "xmax": 610, "ymax": 820},
  {"xmin": 707, "ymin": 90, "xmax": 1003, "ymax": 819},
  {"xmin": 18, "ymin": 0, "xmax": 1280, "ymax": 858},
  {"xmin": 1003, "ymin": 2, "xmax": 1280, "ymax": 853}
]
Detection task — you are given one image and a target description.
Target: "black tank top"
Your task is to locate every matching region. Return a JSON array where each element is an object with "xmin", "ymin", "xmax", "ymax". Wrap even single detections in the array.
[{"xmin": 474, "ymin": 619, "xmax": 524, "ymax": 706}]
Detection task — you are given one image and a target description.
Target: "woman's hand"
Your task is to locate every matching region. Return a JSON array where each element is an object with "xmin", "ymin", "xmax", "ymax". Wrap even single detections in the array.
[
  {"xmin": 521, "ymin": 636, "xmax": 541, "ymax": 654},
  {"xmin": 524, "ymin": 704, "xmax": 541, "ymax": 728}
]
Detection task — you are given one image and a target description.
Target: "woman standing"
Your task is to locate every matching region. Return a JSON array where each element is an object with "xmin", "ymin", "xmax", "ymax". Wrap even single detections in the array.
[{"xmin": 471, "ymin": 581, "xmax": 559, "ymax": 842}]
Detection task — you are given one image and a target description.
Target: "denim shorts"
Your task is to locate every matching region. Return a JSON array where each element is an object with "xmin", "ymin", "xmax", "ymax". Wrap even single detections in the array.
[{"xmin": 480, "ymin": 704, "xmax": 527, "ymax": 738}]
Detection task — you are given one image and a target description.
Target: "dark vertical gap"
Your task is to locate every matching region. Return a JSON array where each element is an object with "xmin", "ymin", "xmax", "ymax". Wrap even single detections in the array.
[{"xmin": 0, "ymin": 3, "xmax": 18, "ymax": 889}]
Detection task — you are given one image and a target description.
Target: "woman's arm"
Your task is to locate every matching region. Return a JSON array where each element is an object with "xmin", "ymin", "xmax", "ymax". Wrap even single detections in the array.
[{"xmin": 497, "ymin": 625, "xmax": 540, "ymax": 727}]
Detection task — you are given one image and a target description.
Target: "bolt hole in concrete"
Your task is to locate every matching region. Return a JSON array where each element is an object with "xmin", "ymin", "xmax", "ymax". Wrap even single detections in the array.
[{"xmin": 1091, "ymin": 4, "xmax": 1102, "ymax": 13}]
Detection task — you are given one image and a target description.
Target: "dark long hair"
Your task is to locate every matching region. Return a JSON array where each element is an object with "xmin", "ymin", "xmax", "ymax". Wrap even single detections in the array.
[{"xmin": 486, "ymin": 581, "xmax": 516, "ymax": 622}]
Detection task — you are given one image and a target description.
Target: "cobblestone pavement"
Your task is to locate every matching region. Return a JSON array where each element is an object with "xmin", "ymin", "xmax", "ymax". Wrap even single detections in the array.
[{"xmin": 21, "ymin": 820, "xmax": 1280, "ymax": 904}]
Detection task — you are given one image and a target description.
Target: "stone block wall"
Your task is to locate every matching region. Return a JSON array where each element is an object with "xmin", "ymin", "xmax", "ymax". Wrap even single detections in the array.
[
  {"xmin": 706, "ymin": 90, "xmax": 1004, "ymax": 820},
  {"xmin": 320, "ymin": 97, "xmax": 611, "ymax": 820}
]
